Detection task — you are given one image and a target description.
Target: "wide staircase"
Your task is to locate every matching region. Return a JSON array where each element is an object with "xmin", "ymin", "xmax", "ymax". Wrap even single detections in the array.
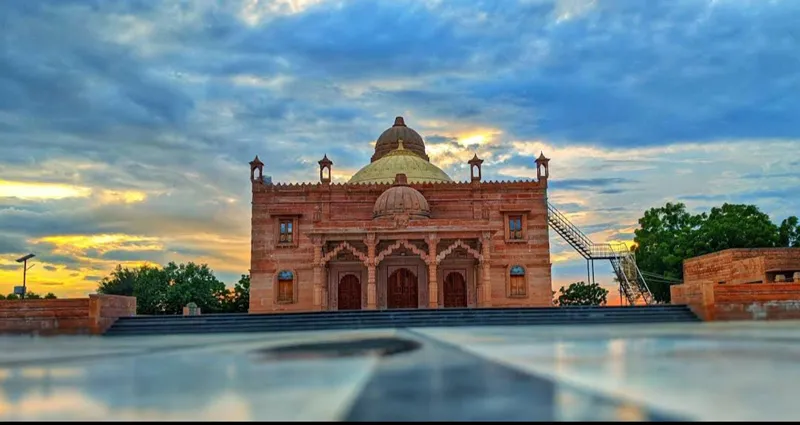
[
  {"xmin": 104, "ymin": 305, "xmax": 699, "ymax": 336},
  {"xmin": 547, "ymin": 202, "xmax": 655, "ymax": 305}
]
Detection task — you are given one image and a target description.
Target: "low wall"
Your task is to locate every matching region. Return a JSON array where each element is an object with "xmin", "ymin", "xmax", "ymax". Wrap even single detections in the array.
[
  {"xmin": 670, "ymin": 282, "xmax": 800, "ymax": 321},
  {"xmin": 0, "ymin": 294, "xmax": 136, "ymax": 335}
]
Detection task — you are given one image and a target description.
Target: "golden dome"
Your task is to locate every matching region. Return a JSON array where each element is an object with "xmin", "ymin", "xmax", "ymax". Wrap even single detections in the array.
[
  {"xmin": 349, "ymin": 140, "xmax": 452, "ymax": 185},
  {"xmin": 373, "ymin": 174, "xmax": 430, "ymax": 219},
  {"xmin": 371, "ymin": 116, "xmax": 429, "ymax": 162}
]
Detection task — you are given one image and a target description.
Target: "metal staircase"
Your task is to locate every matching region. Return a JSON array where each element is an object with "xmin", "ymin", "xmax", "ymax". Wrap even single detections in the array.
[{"xmin": 547, "ymin": 202, "xmax": 654, "ymax": 305}]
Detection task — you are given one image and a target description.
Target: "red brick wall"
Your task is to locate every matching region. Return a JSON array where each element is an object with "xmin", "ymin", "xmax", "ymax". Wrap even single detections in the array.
[
  {"xmin": 670, "ymin": 281, "xmax": 800, "ymax": 321},
  {"xmin": 0, "ymin": 294, "xmax": 136, "ymax": 335},
  {"xmin": 250, "ymin": 179, "xmax": 552, "ymax": 312},
  {"xmin": 713, "ymin": 284, "xmax": 800, "ymax": 321},
  {"xmin": 683, "ymin": 248, "xmax": 800, "ymax": 285}
]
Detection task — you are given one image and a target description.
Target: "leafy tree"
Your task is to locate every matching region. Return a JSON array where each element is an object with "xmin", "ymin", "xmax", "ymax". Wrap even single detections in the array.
[
  {"xmin": 779, "ymin": 216, "xmax": 800, "ymax": 247},
  {"xmin": 97, "ymin": 265, "xmax": 137, "ymax": 296},
  {"xmin": 97, "ymin": 262, "xmax": 242, "ymax": 315},
  {"xmin": 44, "ymin": 292, "xmax": 57, "ymax": 299},
  {"xmin": 692, "ymin": 204, "xmax": 779, "ymax": 253},
  {"xmin": 163, "ymin": 262, "xmax": 227, "ymax": 314},
  {"xmin": 555, "ymin": 281, "xmax": 609, "ymax": 306},
  {"xmin": 133, "ymin": 265, "xmax": 170, "ymax": 315},
  {"xmin": 224, "ymin": 274, "xmax": 250, "ymax": 313},
  {"xmin": 633, "ymin": 202, "xmax": 703, "ymax": 302},
  {"xmin": 24, "ymin": 292, "xmax": 42, "ymax": 299},
  {"xmin": 0, "ymin": 294, "xmax": 4, "ymax": 300},
  {"xmin": 5, "ymin": 294, "xmax": 19, "ymax": 300}
]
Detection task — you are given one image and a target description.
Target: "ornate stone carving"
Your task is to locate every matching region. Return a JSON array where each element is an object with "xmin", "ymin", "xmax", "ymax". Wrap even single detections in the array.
[
  {"xmin": 394, "ymin": 213, "xmax": 410, "ymax": 228},
  {"xmin": 375, "ymin": 239, "xmax": 431, "ymax": 264},
  {"xmin": 321, "ymin": 241, "xmax": 369, "ymax": 266},
  {"xmin": 435, "ymin": 239, "xmax": 483, "ymax": 264}
]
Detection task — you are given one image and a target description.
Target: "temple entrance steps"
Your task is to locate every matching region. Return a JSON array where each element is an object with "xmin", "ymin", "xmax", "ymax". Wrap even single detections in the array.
[
  {"xmin": 547, "ymin": 202, "xmax": 655, "ymax": 305},
  {"xmin": 104, "ymin": 305, "xmax": 699, "ymax": 336}
]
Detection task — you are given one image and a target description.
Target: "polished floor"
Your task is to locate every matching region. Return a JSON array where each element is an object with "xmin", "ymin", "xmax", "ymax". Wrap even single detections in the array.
[{"xmin": 1, "ymin": 321, "xmax": 800, "ymax": 421}]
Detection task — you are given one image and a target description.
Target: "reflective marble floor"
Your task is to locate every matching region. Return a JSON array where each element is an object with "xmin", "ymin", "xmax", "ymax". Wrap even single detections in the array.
[{"xmin": 2, "ymin": 321, "xmax": 800, "ymax": 421}]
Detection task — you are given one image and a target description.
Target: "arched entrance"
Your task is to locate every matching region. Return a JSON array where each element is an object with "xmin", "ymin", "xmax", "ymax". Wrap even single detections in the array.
[
  {"xmin": 443, "ymin": 272, "xmax": 467, "ymax": 308},
  {"xmin": 338, "ymin": 274, "xmax": 362, "ymax": 310},
  {"xmin": 387, "ymin": 268, "xmax": 418, "ymax": 309}
]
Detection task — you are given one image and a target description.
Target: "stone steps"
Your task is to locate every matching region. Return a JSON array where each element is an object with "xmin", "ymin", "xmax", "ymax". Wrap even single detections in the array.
[{"xmin": 104, "ymin": 305, "xmax": 700, "ymax": 336}]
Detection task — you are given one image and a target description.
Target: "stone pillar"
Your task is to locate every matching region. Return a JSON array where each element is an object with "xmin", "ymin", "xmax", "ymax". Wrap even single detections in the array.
[
  {"xmin": 366, "ymin": 233, "xmax": 377, "ymax": 309},
  {"xmin": 794, "ymin": 272, "xmax": 800, "ymax": 283},
  {"xmin": 427, "ymin": 234, "xmax": 439, "ymax": 309},
  {"xmin": 480, "ymin": 232, "xmax": 492, "ymax": 307},
  {"xmin": 322, "ymin": 265, "xmax": 329, "ymax": 310},
  {"xmin": 312, "ymin": 236, "xmax": 323, "ymax": 311}
]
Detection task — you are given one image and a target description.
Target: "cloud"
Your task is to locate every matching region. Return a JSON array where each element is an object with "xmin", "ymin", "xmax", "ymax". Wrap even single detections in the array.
[{"xmin": 1, "ymin": 0, "xmax": 799, "ymax": 298}]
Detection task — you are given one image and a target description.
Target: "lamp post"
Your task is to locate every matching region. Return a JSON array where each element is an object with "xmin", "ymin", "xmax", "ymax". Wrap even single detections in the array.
[{"xmin": 15, "ymin": 253, "xmax": 35, "ymax": 299}]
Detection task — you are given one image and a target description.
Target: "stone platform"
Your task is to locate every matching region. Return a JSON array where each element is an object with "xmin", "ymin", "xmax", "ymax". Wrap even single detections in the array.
[{"xmin": 1, "ymin": 321, "xmax": 799, "ymax": 421}]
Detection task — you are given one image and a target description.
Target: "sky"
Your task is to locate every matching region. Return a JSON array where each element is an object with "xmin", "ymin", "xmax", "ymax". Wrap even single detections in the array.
[{"xmin": 1, "ymin": 0, "xmax": 799, "ymax": 303}]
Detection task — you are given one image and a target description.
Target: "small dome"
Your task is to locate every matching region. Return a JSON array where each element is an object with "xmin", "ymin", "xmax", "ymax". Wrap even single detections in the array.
[
  {"xmin": 373, "ymin": 174, "xmax": 430, "ymax": 219},
  {"xmin": 371, "ymin": 116, "xmax": 429, "ymax": 162},
  {"xmin": 349, "ymin": 140, "xmax": 452, "ymax": 185}
]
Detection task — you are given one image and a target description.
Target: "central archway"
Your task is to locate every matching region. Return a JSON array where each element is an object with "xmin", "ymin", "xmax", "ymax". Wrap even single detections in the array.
[
  {"xmin": 387, "ymin": 268, "xmax": 418, "ymax": 309},
  {"xmin": 443, "ymin": 272, "xmax": 467, "ymax": 308},
  {"xmin": 338, "ymin": 274, "xmax": 362, "ymax": 310}
]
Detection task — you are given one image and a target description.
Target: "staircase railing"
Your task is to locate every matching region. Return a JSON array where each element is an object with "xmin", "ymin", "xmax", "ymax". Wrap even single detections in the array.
[{"xmin": 547, "ymin": 201, "xmax": 654, "ymax": 305}]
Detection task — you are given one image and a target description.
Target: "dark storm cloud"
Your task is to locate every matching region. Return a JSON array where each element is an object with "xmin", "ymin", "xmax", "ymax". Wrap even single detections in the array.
[
  {"xmin": 101, "ymin": 249, "xmax": 166, "ymax": 263},
  {"xmin": 549, "ymin": 178, "xmax": 638, "ymax": 192}
]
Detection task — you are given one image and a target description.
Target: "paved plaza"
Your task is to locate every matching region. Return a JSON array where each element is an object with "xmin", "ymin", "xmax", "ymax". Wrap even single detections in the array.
[{"xmin": 2, "ymin": 321, "xmax": 799, "ymax": 421}]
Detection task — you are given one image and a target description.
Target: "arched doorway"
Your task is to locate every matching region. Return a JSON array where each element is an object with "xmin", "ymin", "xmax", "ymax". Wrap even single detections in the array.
[
  {"xmin": 443, "ymin": 272, "xmax": 467, "ymax": 308},
  {"xmin": 338, "ymin": 274, "xmax": 361, "ymax": 310},
  {"xmin": 387, "ymin": 268, "xmax": 418, "ymax": 309}
]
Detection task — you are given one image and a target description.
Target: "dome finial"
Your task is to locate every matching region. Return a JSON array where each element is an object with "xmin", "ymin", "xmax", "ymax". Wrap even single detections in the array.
[{"xmin": 393, "ymin": 116, "xmax": 406, "ymax": 127}]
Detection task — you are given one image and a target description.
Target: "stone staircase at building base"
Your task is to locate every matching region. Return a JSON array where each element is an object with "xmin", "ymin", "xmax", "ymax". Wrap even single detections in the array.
[{"xmin": 104, "ymin": 305, "xmax": 700, "ymax": 336}]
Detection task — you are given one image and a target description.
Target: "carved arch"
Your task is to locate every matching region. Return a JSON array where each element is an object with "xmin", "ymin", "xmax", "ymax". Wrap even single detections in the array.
[
  {"xmin": 435, "ymin": 239, "xmax": 483, "ymax": 264},
  {"xmin": 375, "ymin": 239, "xmax": 431, "ymax": 265},
  {"xmin": 321, "ymin": 241, "xmax": 369, "ymax": 266}
]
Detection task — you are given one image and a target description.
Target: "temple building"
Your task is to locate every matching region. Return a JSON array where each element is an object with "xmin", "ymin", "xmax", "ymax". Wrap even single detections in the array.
[{"xmin": 248, "ymin": 117, "xmax": 552, "ymax": 313}]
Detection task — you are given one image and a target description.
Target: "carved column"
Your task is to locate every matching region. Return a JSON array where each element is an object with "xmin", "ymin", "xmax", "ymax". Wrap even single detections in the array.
[
  {"xmin": 427, "ymin": 233, "xmax": 439, "ymax": 309},
  {"xmin": 312, "ymin": 236, "xmax": 323, "ymax": 311},
  {"xmin": 322, "ymin": 264, "xmax": 329, "ymax": 310},
  {"xmin": 366, "ymin": 233, "xmax": 377, "ymax": 309},
  {"xmin": 480, "ymin": 232, "xmax": 492, "ymax": 307}
]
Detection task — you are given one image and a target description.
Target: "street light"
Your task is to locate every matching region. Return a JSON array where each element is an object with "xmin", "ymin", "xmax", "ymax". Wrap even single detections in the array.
[{"xmin": 15, "ymin": 253, "xmax": 35, "ymax": 299}]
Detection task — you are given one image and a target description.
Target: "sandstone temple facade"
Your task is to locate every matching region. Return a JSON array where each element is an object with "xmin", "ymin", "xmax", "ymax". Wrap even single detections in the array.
[{"xmin": 248, "ymin": 117, "xmax": 552, "ymax": 313}]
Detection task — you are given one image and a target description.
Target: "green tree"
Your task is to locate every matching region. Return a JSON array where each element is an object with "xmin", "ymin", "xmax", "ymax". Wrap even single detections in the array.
[
  {"xmin": 24, "ymin": 292, "xmax": 42, "ymax": 299},
  {"xmin": 44, "ymin": 292, "xmax": 57, "ymax": 299},
  {"xmin": 97, "ymin": 265, "xmax": 137, "ymax": 296},
  {"xmin": 692, "ymin": 204, "xmax": 779, "ymax": 253},
  {"xmin": 0, "ymin": 294, "xmax": 5, "ymax": 300},
  {"xmin": 131, "ymin": 265, "xmax": 170, "ymax": 315},
  {"xmin": 5, "ymin": 294, "xmax": 19, "ymax": 300},
  {"xmin": 779, "ymin": 216, "xmax": 800, "ymax": 247},
  {"xmin": 633, "ymin": 202, "xmax": 703, "ymax": 302},
  {"xmin": 222, "ymin": 274, "xmax": 250, "ymax": 313},
  {"xmin": 555, "ymin": 281, "xmax": 609, "ymax": 306},
  {"xmin": 163, "ymin": 262, "xmax": 228, "ymax": 315}
]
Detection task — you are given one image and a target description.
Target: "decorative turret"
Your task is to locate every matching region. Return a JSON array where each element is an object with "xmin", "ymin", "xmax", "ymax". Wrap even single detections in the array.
[
  {"xmin": 535, "ymin": 152, "xmax": 550, "ymax": 183},
  {"xmin": 318, "ymin": 154, "xmax": 333, "ymax": 184},
  {"xmin": 249, "ymin": 155, "xmax": 264, "ymax": 183},
  {"xmin": 468, "ymin": 153, "xmax": 484, "ymax": 182}
]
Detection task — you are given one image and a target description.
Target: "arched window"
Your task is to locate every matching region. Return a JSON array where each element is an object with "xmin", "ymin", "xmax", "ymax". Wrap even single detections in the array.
[
  {"xmin": 509, "ymin": 265, "xmax": 526, "ymax": 297},
  {"xmin": 277, "ymin": 270, "xmax": 294, "ymax": 303}
]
